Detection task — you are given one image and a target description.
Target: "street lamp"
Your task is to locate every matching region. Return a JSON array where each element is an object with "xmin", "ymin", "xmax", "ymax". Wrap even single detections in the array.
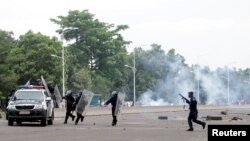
[
  {"xmin": 197, "ymin": 69, "xmax": 200, "ymax": 103},
  {"xmin": 124, "ymin": 51, "xmax": 136, "ymax": 106},
  {"xmin": 51, "ymin": 27, "xmax": 78, "ymax": 97},
  {"xmin": 190, "ymin": 67, "xmax": 200, "ymax": 103},
  {"xmin": 227, "ymin": 68, "xmax": 230, "ymax": 105},
  {"xmin": 224, "ymin": 62, "xmax": 236, "ymax": 105},
  {"xmin": 221, "ymin": 69, "xmax": 230, "ymax": 105},
  {"xmin": 51, "ymin": 46, "xmax": 65, "ymax": 97},
  {"xmin": 193, "ymin": 53, "xmax": 208, "ymax": 103}
]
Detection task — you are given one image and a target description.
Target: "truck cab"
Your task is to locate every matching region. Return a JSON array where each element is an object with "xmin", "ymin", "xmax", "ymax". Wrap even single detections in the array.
[{"xmin": 7, "ymin": 85, "xmax": 54, "ymax": 126}]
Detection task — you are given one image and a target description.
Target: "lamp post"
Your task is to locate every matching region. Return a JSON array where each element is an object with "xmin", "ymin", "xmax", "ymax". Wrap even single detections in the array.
[
  {"xmin": 190, "ymin": 67, "xmax": 200, "ymax": 103},
  {"xmin": 221, "ymin": 68, "xmax": 230, "ymax": 105},
  {"xmin": 51, "ymin": 46, "xmax": 65, "ymax": 97},
  {"xmin": 197, "ymin": 69, "xmax": 200, "ymax": 103},
  {"xmin": 227, "ymin": 68, "xmax": 230, "ymax": 105},
  {"xmin": 194, "ymin": 53, "xmax": 207, "ymax": 103},
  {"xmin": 51, "ymin": 27, "xmax": 78, "ymax": 97},
  {"xmin": 224, "ymin": 62, "xmax": 236, "ymax": 105},
  {"xmin": 124, "ymin": 51, "xmax": 136, "ymax": 106}
]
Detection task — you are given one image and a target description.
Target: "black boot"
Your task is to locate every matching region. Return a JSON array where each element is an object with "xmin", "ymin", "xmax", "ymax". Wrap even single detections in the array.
[
  {"xmin": 186, "ymin": 128, "xmax": 194, "ymax": 131},
  {"xmin": 112, "ymin": 120, "xmax": 117, "ymax": 126},
  {"xmin": 202, "ymin": 122, "xmax": 206, "ymax": 129},
  {"xmin": 81, "ymin": 116, "xmax": 84, "ymax": 122}
]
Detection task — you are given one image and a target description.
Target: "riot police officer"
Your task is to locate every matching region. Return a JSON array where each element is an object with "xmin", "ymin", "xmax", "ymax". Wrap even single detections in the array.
[
  {"xmin": 63, "ymin": 90, "xmax": 75, "ymax": 124},
  {"xmin": 183, "ymin": 91, "xmax": 206, "ymax": 131},
  {"xmin": 105, "ymin": 91, "xmax": 118, "ymax": 126},
  {"xmin": 74, "ymin": 92, "xmax": 85, "ymax": 125}
]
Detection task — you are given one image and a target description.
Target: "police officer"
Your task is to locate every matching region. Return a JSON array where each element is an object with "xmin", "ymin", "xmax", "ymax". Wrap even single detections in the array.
[
  {"xmin": 48, "ymin": 82, "xmax": 55, "ymax": 94},
  {"xmin": 74, "ymin": 92, "xmax": 85, "ymax": 125},
  {"xmin": 62, "ymin": 90, "xmax": 75, "ymax": 124},
  {"xmin": 183, "ymin": 91, "xmax": 206, "ymax": 131},
  {"xmin": 48, "ymin": 82, "xmax": 58, "ymax": 108},
  {"xmin": 36, "ymin": 79, "xmax": 43, "ymax": 86},
  {"xmin": 5, "ymin": 89, "xmax": 15, "ymax": 111},
  {"xmin": 105, "ymin": 91, "xmax": 118, "ymax": 126}
]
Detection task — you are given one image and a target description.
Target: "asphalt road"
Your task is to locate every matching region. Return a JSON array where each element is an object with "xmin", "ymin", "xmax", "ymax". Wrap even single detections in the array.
[{"xmin": 0, "ymin": 105, "xmax": 249, "ymax": 141}]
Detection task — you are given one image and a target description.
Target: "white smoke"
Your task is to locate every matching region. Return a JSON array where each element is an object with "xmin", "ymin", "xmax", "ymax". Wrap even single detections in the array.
[
  {"xmin": 138, "ymin": 49, "xmax": 249, "ymax": 106},
  {"xmin": 198, "ymin": 70, "xmax": 227, "ymax": 104},
  {"xmin": 139, "ymin": 90, "xmax": 169, "ymax": 106}
]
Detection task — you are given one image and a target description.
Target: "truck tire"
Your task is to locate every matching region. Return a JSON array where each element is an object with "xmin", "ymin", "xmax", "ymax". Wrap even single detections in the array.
[
  {"xmin": 48, "ymin": 111, "xmax": 54, "ymax": 125},
  {"xmin": 41, "ymin": 118, "xmax": 47, "ymax": 126},
  {"xmin": 8, "ymin": 118, "xmax": 14, "ymax": 126}
]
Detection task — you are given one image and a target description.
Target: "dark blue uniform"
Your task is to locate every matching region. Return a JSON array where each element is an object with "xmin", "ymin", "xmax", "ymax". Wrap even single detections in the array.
[
  {"xmin": 74, "ymin": 93, "xmax": 85, "ymax": 125},
  {"xmin": 184, "ymin": 92, "xmax": 206, "ymax": 131},
  {"xmin": 105, "ymin": 93, "xmax": 118, "ymax": 126},
  {"xmin": 63, "ymin": 93, "xmax": 75, "ymax": 124}
]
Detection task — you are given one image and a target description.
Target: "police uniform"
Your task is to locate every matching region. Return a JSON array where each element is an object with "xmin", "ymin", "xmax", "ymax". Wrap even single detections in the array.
[
  {"xmin": 105, "ymin": 91, "xmax": 118, "ymax": 126},
  {"xmin": 185, "ymin": 92, "xmax": 206, "ymax": 131},
  {"xmin": 74, "ymin": 92, "xmax": 85, "ymax": 125},
  {"xmin": 63, "ymin": 91, "xmax": 75, "ymax": 124}
]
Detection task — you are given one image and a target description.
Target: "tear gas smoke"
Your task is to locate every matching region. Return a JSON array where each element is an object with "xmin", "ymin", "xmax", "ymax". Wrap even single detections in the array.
[{"xmin": 138, "ymin": 50, "xmax": 250, "ymax": 106}]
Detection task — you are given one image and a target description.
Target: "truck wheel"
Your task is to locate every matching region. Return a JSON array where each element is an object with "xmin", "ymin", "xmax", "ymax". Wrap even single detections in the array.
[
  {"xmin": 48, "ymin": 111, "xmax": 54, "ymax": 125},
  {"xmin": 8, "ymin": 118, "xmax": 14, "ymax": 126},
  {"xmin": 41, "ymin": 119, "xmax": 47, "ymax": 126}
]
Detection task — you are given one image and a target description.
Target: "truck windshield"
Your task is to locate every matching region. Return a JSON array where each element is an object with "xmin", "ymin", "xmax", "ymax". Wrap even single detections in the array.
[{"xmin": 15, "ymin": 91, "xmax": 44, "ymax": 100}]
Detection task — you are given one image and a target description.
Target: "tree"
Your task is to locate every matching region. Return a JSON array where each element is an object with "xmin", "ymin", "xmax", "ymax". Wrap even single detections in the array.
[
  {"xmin": 70, "ymin": 67, "xmax": 92, "ymax": 91},
  {"xmin": 51, "ymin": 10, "xmax": 130, "ymax": 96},
  {"xmin": 0, "ymin": 29, "xmax": 18, "ymax": 101},
  {"xmin": 9, "ymin": 31, "xmax": 62, "ymax": 89}
]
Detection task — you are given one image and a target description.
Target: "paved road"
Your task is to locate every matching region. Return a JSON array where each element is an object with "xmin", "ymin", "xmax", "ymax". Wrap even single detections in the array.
[{"xmin": 0, "ymin": 105, "xmax": 249, "ymax": 141}]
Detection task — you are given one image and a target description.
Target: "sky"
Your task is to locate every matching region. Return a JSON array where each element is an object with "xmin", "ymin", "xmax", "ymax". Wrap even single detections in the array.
[{"xmin": 1, "ymin": 0, "xmax": 250, "ymax": 70}]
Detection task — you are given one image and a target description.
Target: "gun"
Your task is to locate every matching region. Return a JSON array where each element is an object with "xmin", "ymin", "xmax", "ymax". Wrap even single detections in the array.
[{"xmin": 179, "ymin": 93, "xmax": 189, "ymax": 103}]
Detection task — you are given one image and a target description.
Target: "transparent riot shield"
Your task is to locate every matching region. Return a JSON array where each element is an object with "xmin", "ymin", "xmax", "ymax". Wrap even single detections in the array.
[
  {"xmin": 114, "ymin": 92, "xmax": 125, "ymax": 116},
  {"xmin": 41, "ymin": 75, "xmax": 51, "ymax": 96},
  {"xmin": 24, "ymin": 79, "xmax": 31, "ymax": 86},
  {"xmin": 53, "ymin": 85, "xmax": 62, "ymax": 108},
  {"xmin": 41, "ymin": 76, "xmax": 53, "ymax": 116},
  {"xmin": 76, "ymin": 89, "xmax": 94, "ymax": 116}
]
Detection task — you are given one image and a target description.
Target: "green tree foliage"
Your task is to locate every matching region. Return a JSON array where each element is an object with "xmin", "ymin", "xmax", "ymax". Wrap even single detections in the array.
[
  {"xmin": 9, "ymin": 31, "xmax": 62, "ymax": 88},
  {"xmin": 0, "ymin": 30, "xmax": 18, "ymax": 100},
  {"xmin": 92, "ymin": 75, "xmax": 113, "ymax": 99},
  {"xmin": 71, "ymin": 67, "xmax": 92, "ymax": 91},
  {"xmin": 51, "ymin": 10, "xmax": 130, "ymax": 96}
]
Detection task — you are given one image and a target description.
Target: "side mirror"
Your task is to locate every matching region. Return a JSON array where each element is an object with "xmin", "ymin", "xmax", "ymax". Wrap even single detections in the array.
[{"xmin": 46, "ymin": 97, "xmax": 52, "ymax": 101}]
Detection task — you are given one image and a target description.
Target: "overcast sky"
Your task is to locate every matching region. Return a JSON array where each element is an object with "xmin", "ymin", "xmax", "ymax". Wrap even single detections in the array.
[{"xmin": 1, "ymin": 0, "xmax": 250, "ymax": 69}]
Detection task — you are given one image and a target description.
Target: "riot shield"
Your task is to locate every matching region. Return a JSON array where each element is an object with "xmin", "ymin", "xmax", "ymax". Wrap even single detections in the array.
[
  {"xmin": 24, "ymin": 79, "xmax": 31, "ymax": 86},
  {"xmin": 75, "ymin": 89, "xmax": 94, "ymax": 116},
  {"xmin": 114, "ymin": 92, "xmax": 125, "ymax": 116},
  {"xmin": 41, "ymin": 75, "xmax": 51, "ymax": 96},
  {"xmin": 53, "ymin": 85, "xmax": 62, "ymax": 108}
]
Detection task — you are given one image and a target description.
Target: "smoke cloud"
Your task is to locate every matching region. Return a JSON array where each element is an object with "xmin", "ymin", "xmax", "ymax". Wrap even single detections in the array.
[{"xmin": 138, "ymin": 49, "xmax": 250, "ymax": 106}]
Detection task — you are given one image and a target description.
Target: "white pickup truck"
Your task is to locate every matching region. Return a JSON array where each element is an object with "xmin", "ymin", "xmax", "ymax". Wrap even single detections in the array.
[{"xmin": 7, "ymin": 85, "xmax": 54, "ymax": 126}]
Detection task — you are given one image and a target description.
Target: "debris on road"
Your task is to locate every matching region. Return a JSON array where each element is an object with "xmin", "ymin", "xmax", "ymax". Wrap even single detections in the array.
[
  {"xmin": 231, "ymin": 117, "xmax": 242, "ymax": 121},
  {"xmin": 158, "ymin": 116, "xmax": 168, "ymax": 120},
  {"xmin": 205, "ymin": 115, "xmax": 222, "ymax": 120},
  {"xmin": 220, "ymin": 111, "xmax": 227, "ymax": 115}
]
